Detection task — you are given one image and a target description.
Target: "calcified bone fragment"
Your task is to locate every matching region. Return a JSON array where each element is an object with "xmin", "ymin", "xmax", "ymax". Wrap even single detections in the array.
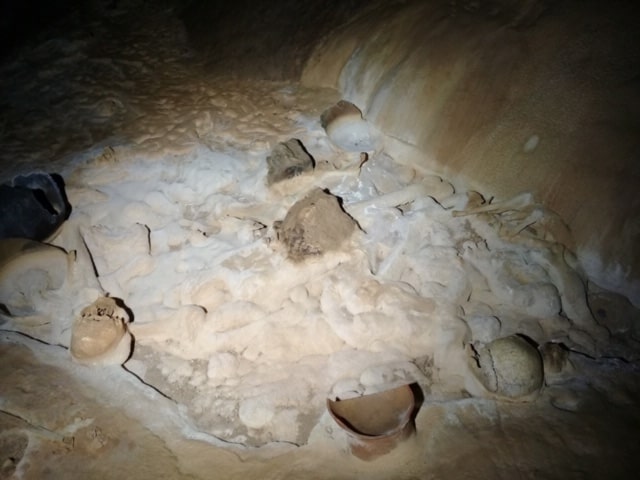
[
  {"xmin": 453, "ymin": 192, "xmax": 535, "ymax": 217},
  {"xmin": 528, "ymin": 245, "xmax": 602, "ymax": 333},
  {"xmin": 70, "ymin": 296, "xmax": 132, "ymax": 366},
  {"xmin": 79, "ymin": 223, "xmax": 151, "ymax": 276},
  {"xmin": 0, "ymin": 238, "xmax": 73, "ymax": 316},
  {"xmin": 453, "ymin": 192, "xmax": 574, "ymax": 249},
  {"xmin": 344, "ymin": 182, "xmax": 433, "ymax": 221},
  {"xmin": 461, "ymin": 243, "xmax": 562, "ymax": 319}
]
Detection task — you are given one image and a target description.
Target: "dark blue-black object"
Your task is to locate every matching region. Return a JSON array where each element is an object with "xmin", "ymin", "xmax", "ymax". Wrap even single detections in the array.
[{"xmin": 0, "ymin": 172, "xmax": 72, "ymax": 241}]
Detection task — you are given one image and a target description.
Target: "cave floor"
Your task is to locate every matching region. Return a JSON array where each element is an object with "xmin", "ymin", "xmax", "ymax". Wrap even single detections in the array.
[{"xmin": 3, "ymin": 332, "xmax": 640, "ymax": 480}]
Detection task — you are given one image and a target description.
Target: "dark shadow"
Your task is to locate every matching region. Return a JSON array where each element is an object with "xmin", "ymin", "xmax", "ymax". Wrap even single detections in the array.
[
  {"xmin": 50, "ymin": 173, "xmax": 72, "ymax": 221},
  {"xmin": 328, "ymin": 188, "xmax": 366, "ymax": 234},
  {"xmin": 31, "ymin": 188, "xmax": 58, "ymax": 215},
  {"xmin": 294, "ymin": 138, "xmax": 316, "ymax": 169},
  {"xmin": 124, "ymin": 330, "xmax": 135, "ymax": 363},
  {"xmin": 515, "ymin": 333, "xmax": 540, "ymax": 349},
  {"xmin": 0, "ymin": 0, "xmax": 81, "ymax": 63},
  {"xmin": 110, "ymin": 295, "xmax": 135, "ymax": 363},
  {"xmin": 110, "ymin": 296, "xmax": 135, "ymax": 324},
  {"xmin": 0, "ymin": 171, "xmax": 72, "ymax": 241},
  {"xmin": 409, "ymin": 382, "xmax": 425, "ymax": 422}
]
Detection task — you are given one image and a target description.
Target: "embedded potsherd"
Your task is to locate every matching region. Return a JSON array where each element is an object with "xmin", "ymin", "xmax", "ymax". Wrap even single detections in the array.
[{"xmin": 327, "ymin": 384, "xmax": 417, "ymax": 461}]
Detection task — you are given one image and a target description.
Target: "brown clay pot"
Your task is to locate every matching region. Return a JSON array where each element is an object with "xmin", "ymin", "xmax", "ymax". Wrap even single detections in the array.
[{"xmin": 327, "ymin": 384, "xmax": 416, "ymax": 461}]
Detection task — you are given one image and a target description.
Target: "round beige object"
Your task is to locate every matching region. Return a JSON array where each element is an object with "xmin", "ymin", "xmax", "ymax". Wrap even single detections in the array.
[
  {"xmin": 467, "ymin": 335, "xmax": 544, "ymax": 400},
  {"xmin": 0, "ymin": 238, "xmax": 70, "ymax": 316},
  {"xmin": 70, "ymin": 296, "xmax": 132, "ymax": 366}
]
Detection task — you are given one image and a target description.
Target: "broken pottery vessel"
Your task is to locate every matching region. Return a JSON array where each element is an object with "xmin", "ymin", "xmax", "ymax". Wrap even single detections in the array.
[
  {"xmin": 70, "ymin": 296, "xmax": 132, "ymax": 366},
  {"xmin": 327, "ymin": 384, "xmax": 416, "ymax": 461}
]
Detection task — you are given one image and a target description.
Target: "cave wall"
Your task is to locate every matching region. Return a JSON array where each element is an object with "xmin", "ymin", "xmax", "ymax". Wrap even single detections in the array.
[
  {"xmin": 0, "ymin": 0, "xmax": 81, "ymax": 61},
  {"xmin": 299, "ymin": 0, "xmax": 640, "ymax": 303},
  {"xmin": 179, "ymin": 0, "xmax": 374, "ymax": 80}
]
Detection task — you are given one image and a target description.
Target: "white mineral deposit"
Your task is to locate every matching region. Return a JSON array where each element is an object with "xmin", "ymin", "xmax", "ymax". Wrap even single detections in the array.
[{"xmin": 1, "ymin": 0, "xmax": 639, "ymax": 479}]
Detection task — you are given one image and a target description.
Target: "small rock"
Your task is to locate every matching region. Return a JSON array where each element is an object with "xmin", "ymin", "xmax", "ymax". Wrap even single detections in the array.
[
  {"xmin": 0, "ymin": 432, "xmax": 28, "ymax": 478},
  {"xmin": 549, "ymin": 388, "xmax": 581, "ymax": 412},
  {"xmin": 266, "ymin": 138, "xmax": 314, "ymax": 185},
  {"xmin": 275, "ymin": 189, "xmax": 356, "ymax": 261}
]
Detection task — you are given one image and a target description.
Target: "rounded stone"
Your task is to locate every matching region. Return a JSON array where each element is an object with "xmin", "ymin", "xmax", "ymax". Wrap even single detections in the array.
[
  {"xmin": 468, "ymin": 335, "xmax": 544, "ymax": 400},
  {"xmin": 276, "ymin": 188, "xmax": 355, "ymax": 261}
]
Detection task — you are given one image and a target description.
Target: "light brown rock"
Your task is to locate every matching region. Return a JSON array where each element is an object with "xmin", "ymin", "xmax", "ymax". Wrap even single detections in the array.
[
  {"xmin": 275, "ymin": 189, "xmax": 356, "ymax": 261},
  {"xmin": 266, "ymin": 138, "xmax": 315, "ymax": 185}
]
